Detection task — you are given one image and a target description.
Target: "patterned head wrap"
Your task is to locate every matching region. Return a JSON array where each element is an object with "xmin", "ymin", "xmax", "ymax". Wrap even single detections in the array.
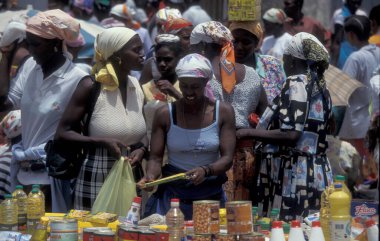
[
  {"xmin": 263, "ymin": 8, "xmax": 288, "ymax": 24},
  {"xmin": 110, "ymin": 3, "xmax": 136, "ymax": 20},
  {"xmin": 0, "ymin": 20, "xmax": 26, "ymax": 48},
  {"xmin": 26, "ymin": 9, "xmax": 80, "ymax": 41},
  {"xmin": 155, "ymin": 34, "xmax": 180, "ymax": 44},
  {"xmin": 176, "ymin": 53, "xmax": 213, "ymax": 81},
  {"xmin": 229, "ymin": 21, "xmax": 263, "ymax": 41},
  {"xmin": 1, "ymin": 110, "xmax": 21, "ymax": 139},
  {"xmin": 156, "ymin": 7, "xmax": 182, "ymax": 23},
  {"xmin": 66, "ymin": 33, "xmax": 86, "ymax": 48},
  {"xmin": 163, "ymin": 18, "xmax": 192, "ymax": 34},
  {"xmin": 190, "ymin": 21, "xmax": 235, "ymax": 93},
  {"xmin": 93, "ymin": 27, "xmax": 138, "ymax": 91},
  {"xmin": 73, "ymin": 0, "xmax": 94, "ymax": 14}
]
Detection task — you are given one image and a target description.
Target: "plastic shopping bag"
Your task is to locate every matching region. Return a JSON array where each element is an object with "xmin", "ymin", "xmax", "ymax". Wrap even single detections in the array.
[{"xmin": 92, "ymin": 157, "xmax": 137, "ymax": 216}]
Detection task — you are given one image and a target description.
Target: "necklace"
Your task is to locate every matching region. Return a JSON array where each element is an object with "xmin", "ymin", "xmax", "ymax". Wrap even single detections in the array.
[{"xmin": 181, "ymin": 98, "xmax": 207, "ymax": 161}]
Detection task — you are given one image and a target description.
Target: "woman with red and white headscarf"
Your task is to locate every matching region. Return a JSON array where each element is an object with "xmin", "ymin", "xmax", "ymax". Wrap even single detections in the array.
[{"xmin": 0, "ymin": 9, "xmax": 89, "ymax": 212}]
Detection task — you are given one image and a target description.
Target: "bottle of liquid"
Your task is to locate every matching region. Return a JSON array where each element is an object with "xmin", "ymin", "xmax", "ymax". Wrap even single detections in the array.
[
  {"xmin": 320, "ymin": 185, "xmax": 334, "ymax": 241},
  {"xmin": 126, "ymin": 196, "xmax": 142, "ymax": 227},
  {"xmin": 31, "ymin": 217, "xmax": 49, "ymax": 241},
  {"xmin": 166, "ymin": 198, "xmax": 185, "ymax": 241},
  {"xmin": 309, "ymin": 221, "xmax": 326, "ymax": 241},
  {"xmin": 12, "ymin": 185, "xmax": 27, "ymax": 233},
  {"xmin": 329, "ymin": 183, "xmax": 351, "ymax": 241},
  {"xmin": 184, "ymin": 220, "xmax": 194, "ymax": 241},
  {"xmin": 27, "ymin": 188, "xmax": 44, "ymax": 234},
  {"xmin": 0, "ymin": 194, "xmax": 18, "ymax": 231},
  {"xmin": 334, "ymin": 175, "xmax": 351, "ymax": 199},
  {"xmin": 283, "ymin": 222, "xmax": 290, "ymax": 241},
  {"xmin": 288, "ymin": 220, "xmax": 305, "ymax": 241},
  {"xmin": 29, "ymin": 185, "xmax": 45, "ymax": 216},
  {"xmin": 270, "ymin": 221, "xmax": 286, "ymax": 241},
  {"xmin": 365, "ymin": 219, "xmax": 379, "ymax": 241},
  {"xmin": 252, "ymin": 206, "xmax": 258, "ymax": 224},
  {"xmin": 269, "ymin": 210, "xmax": 279, "ymax": 230}
]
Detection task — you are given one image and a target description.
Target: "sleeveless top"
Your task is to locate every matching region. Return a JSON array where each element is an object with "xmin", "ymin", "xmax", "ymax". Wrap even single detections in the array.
[
  {"xmin": 88, "ymin": 75, "xmax": 147, "ymax": 146},
  {"xmin": 167, "ymin": 101, "xmax": 220, "ymax": 171}
]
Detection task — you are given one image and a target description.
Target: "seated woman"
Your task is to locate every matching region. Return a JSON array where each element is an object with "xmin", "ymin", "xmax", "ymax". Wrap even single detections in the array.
[
  {"xmin": 138, "ymin": 53, "xmax": 236, "ymax": 220},
  {"xmin": 56, "ymin": 27, "xmax": 148, "ymax": 210},
  {"xmin": 237, "ymin": 32, "xmax": 334, "ymax": 221}
]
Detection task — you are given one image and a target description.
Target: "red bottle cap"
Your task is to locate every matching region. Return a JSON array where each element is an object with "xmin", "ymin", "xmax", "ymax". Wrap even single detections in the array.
[
  {"xmin": 272, "ymin": 221, "xmax": 283, "ymax": 229},
  {"xmin": 365, "ymin": 219, "xmax": 376, "ymax": 228},
  {"xmin": 291, "ymin": 220, "xmax": 301, "ymax": 228},
  {"xmin": 312, "ymin": 221, "xmax": 321, "ymax": 227},
  {"xmin": 171, "ymin": 198, "xmax": 180, "ymax": 202},
  {"xmin": 133, "ymin": 196, "xmax": 142, "ymax": 204}
]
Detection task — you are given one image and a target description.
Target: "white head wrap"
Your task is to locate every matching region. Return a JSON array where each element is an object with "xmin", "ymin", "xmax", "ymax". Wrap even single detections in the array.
[
  {"xmin": 263, "ymin": 8, "xmax": 288, "ymax": 24},
  {"xmin": 156, "ymin": 7, "xmax": 182, "ymax": 23},
  {"xmin": 110, "ymin": 3, "xmax": 136, "ymax": 20},
  {"xmin": 1, "ymin": 110, "xmax": 21, "ymax": 139},
  {"xmin": 176, "ymin": 53, "xmax": 213, "ymax": 81},
  {"xmin": 155, "ymin": 34, "xmax": 180, "ymax": 44},
  {"xmin": 0, "ymin": 21, "xmax": 26, "ymax": 48}
]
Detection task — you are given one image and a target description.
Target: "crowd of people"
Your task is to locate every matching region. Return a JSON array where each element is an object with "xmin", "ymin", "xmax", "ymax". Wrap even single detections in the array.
[{"xmin": 0, "ymin": 0, "xmax": 378, "ymax": 222}]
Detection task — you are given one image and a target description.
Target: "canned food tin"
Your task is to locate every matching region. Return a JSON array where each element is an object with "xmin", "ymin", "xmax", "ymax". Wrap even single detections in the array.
[
  {"xmin": 93, "ymin": 230, "xmax": 115, "ymax": 241},
  {"xmin": 239, "ymin": 234, "xmax": 265, "ymax": 241},
  {"xmin": 193, "ymin": 234, "xmax": 212, "ymax": 241},
  {"xmin": 83, "ymin": 227, "xmax": 112, "ymax": 241},
  {"xmin": 154, "ymin": 230, "xmax": 169, "ymax": 241},
  {"xmin": 215, "ymin": 233, "xmax": 235, "ymax": 241},
  {"xmin": 50, "ymin": 219, "xmax": 78, "ymax": 241},
  {"xmin": 226, "ymin": 201, "xmax": 252, "ymax": 235},
  {"xmin": 138, "ymin": 230, "xmax": 156, "ymax": 241},
  {"xmin": 117, "ymin": 225, "xmax": 139, "ymax": 241},
  {"xmin": 193, "ymin": 201, "xmax": 220, "ymax": 234}
]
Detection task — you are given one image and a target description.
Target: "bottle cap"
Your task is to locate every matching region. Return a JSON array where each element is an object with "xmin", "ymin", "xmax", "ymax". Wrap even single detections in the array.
[
  {"xmin": 272, "ymin": 221, "xmax": 283, "ymax": 229},
  {"xmin": 171, "ymin": 198, "xmax": 180, "ymax": 202},
  {"xmin": 31, "ymin": 188, "xmax": 39, "ymax": 194},
  {"xmin": 312, "ymin": 221, "xmax": 321, "ymax": 227},
  {"xmin": 184, "ymin": 220, "xmax": 194, "ymax": 226},
  {"xmin": 261, "ymin": 223, "xmax": 270, "ymax": 231},
  {"xmin": 4, "ymin": 194, "xmax": 12, "ymax": 199},
  {"xmin": 365, "ymin": 219, "xmax": 376, "ymax": 228},
  {"xmin": 32, "ymin": 184, "xmax": 40, "ymax": 189},
  {"xmin": 133, "ymin": 197, "xmax": 142, "ymax": 204},
  {"xmin": 335, "ymin": 175, "xmax": 346, "ymax": 181},
  {"xmin": 15, "ymin": 185, "xmax": 23, "ymax": 189},
  {"xmin": 334, "ymin": 183, "xmax": 343, "ymax": 189},
  {"xmin": 291, "ymin": 220, "xmax": 301, "ymax": 228},
  {"xmin": 272, "ymin": 208, "xmax": 280, "ymax": 213},
  {"xmin": 252, "ymin": 206, "xmax": 258, "ymax": 211},
  {"xmin": 283, "ymin": 222, "xmax": 290, "ymax": 234},
  {"xmin": 270, "ymin": 210, "xmax": 278, "ymax": 216}
]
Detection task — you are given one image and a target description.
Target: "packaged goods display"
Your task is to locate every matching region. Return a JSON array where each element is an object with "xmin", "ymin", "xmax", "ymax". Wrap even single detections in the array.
[
  {"xmin": 49, "ymin": 219, "xmax": 78, "ymax": 241},
  {"xmin": 226, "ymin": 201, "xmax": 253, "ymax": 235},
  {"xmin": 193, "ymin": 201, "xmax": 220, "ymax": 234}
]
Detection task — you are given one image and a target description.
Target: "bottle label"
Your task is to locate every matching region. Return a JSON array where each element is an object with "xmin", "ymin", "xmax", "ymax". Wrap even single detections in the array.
[
  {"xmin": 0, "ymin": 223, "xmax": 18, "ymax": 231},
  {"xmin": 329, "ymin": 219, "xmax": 351, "ymax": 241}
]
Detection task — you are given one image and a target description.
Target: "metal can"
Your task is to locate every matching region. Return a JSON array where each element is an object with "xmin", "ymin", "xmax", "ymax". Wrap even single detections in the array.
[
  {"xmin": 215, "ymin": 233, "xmax": 235, "ymax": 241},
  {"xmin": 93, "ymin": 230, "xmax": 115, "ymax": 241},
  {"xmin": 50, "ymin": 219, "xmax": 78, "ymax": 241},
  {"xmin": 226, "ymin": 201, "xmax": 252, "ymax": 235},
  {"xmin": 193, "ymin": 201, "xmax": 220, "ymax": 234},
  {"xmin": 193, "ymin": 234, "xmax": 212, "ymax": 241},
  {"xmin": 117, "ymin": 225, "xmax": 139, "ymax": 241},
  {"xmin": 154, "ymin": 230, "xmax": 170, "ymax": 241},
  {"xmin": 138, "ymin": 230, "xmax": 156, "ymax": 241},
  {"xmin": 83, "ymin": 227, "xmax": 112, "ymax": 241},
  {"xmin": 239, "ymin": 234, "xmax": 265, "ymax": 241}
]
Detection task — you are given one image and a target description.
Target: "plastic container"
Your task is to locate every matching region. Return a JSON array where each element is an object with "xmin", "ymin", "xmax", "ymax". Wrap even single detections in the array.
[
  {"xmin": 126, "ymin": 196, "xmax": 142, "ymax": 227},
  {"xmin": 252, "ymin": 207, "xmax": 258, "ymax": 224},
  {"xmin": 27, "ymin": 188, "xmax": 44, "ymax": 234},
  {"xmin": 334, "ymin": 175, "xmax": 351, "ymax": 199},
  {"xmin": 30, "ymin": 217, "xmax": 48, "ymax": 241},
  {"xmin": 12, "ymin": 185, "xmax": 27, "ymax": 233},
  {"xmin": 0, "ymin": 194, "xmax": 18, "ymax": 231},
  {"xmin": 282, "ymin": 222, "xmax": 290, "ymax": 241},
  {"xmin": 365, "ymin": 219, "xmax": 379, "ymax": 241},
  {"xmin": 329, "ymin": 183, "xmax": 351, "ymax": 241},
  {"xmin": 288, "ymin": 220, "xmax": 305, "ymax": 241},
  {"xmin": 269, "ymin": 221, "xmax": 285, "ymax": 241},
  {"xmin": 309, "ymin": 221, "xmax": 325, "ymax": 241},
  {"xmin": 29, "ymin": 185, "xmax": 45, "ymax": 216},
  {"xmin": 166, "ymin": 198, "xmax": 184, "ymax": 241},
  {"xmin": 185, "ymin": 220, "xmax": 194, "ymax": 241},
  {"xmin": 320, "ymin": 185, "xmax": 334, "ymax": 241}
]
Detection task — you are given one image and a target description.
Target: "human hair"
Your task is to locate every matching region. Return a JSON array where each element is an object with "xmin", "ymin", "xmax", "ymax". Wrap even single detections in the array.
[
  {"xmin": 367, "ymin": 113, "xmax": 380, "ymax": 154},
  {"xmin": 369, "ymin": 4, "xmax": 380, "ymax": 25},
  {"xmin": 155, "ymin": 41, "xmax": 183, "ymax": 57},
  {"xmin": 344, "ymin": 15, "xmax": 371, "ymax": 41}
]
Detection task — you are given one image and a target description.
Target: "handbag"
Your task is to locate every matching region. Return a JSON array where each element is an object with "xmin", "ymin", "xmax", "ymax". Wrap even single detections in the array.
[{"xmin": 45, "ymin": 77, "xmax": 101, "ymax": 180}]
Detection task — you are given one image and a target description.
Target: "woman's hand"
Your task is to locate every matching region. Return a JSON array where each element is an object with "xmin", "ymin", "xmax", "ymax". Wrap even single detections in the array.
[
  {"xmin": 156, "ymin": 80, "xmax": 182, "ymax": 99},
  {"xmin": 136, "ymin": 175, "xmax": 156, "ymax": 192},
  {"xmin": 126, "ymin": 148, "xmax": 145, "ymax": 166},
  {"xmin": 101, "ymin": 138, "xmax": 126, "ymax": 159},
  {"xmin": 186, "ymin": 167, "xmax": 206, "ymax": 185}
]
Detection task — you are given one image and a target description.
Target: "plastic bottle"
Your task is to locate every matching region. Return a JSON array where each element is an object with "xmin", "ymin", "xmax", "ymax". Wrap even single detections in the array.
[
  {"xmin": 29, "ymin": 185, "xmax": 45, "ymax": 216},
  {"xmin": 270, "ymin": 221, "xmax": 286, "ymax": 241},
  {"xmin": 12, "ymin": 185, "xmax": 27, "ymax": 233},
  {"xmin": 26, "ymin": 188, "xmax": 44, "ymax": 234},
  {"xmin": 288, "ymin": 220, "xmax": 305, "ymax": 241},
  {"xmin": 184, "ymin": 220, "xmax": 194, "ymax": 241},
  {"xmin": 30, "ymin": 217, "xmax": 48, "ymax": 241},
  {"xmin": 166, "ymin": 198, "xmax": 185, "ymax": 241},
  {"xmin": 334, "ymin": 175, "xmax": 351, "ymax": 199},
  {"xmin": 252, "ymin": 207, "xmax": 258, "ymax": 224},
  {"xmin": 283, "ymin": 222, "xmax": 290, "ymax": 241},
  {"xmin": 309, "ymin": 221, "xmax": 326, "ymax": 241},
  {"xmin": 320, "ymin": 185, "xmax": 334, "ymax": 241},
  {"xmin": 329, "ymin": 183, "xmax": 351, "ymax": 241},
  {"xmin": 0, "ymin": 194, "xmax": 18, "ymax": 231},
  {"xmin": 365, "ymin": 219, "xmax": 379, "ymax": 241},
  {"xmin": 126, "ymin": 196, "xmax": 142, "ymax": 227},
  {"xmin": 260, "ymin": 222, "xmax": 271, "ymax": 237}
]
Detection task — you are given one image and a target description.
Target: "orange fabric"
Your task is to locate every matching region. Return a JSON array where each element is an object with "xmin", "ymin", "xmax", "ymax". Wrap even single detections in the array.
[
  {"xmin": 163, "ymin": 18, "xmax": 192, "ymax": 34},
  {"xmin": 369, "ymin": 35, "xmax": 380, "ymax": 47},
  {"xmin": 220, "ymin": 42, "xmax": 236, "ymax": 94}
]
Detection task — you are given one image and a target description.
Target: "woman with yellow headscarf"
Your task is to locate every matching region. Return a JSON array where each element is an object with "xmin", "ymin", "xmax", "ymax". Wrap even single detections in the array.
[{"xmin": 56, "ymin": 27, "xmax": 148, "ymax": 210}]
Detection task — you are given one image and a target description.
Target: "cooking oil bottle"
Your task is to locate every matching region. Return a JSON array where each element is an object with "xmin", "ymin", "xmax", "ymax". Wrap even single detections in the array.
[
  {"xmin": 12, "ymin": 185, "xmax": 27, "ymax": 233},
  {"xmin": 329, "ymin": 183, "xmax": 351, "ymax": 241},
  {"xmin": 27, "ymin": 188, "xmax": 44, "ymax": 234},
  {"xmin": 30, "ymin": 217, "xmax": 49, "ymax": 241},
  {"xmin": 0, "ymin": 194, "xmax": 18, "ymax": 231}
]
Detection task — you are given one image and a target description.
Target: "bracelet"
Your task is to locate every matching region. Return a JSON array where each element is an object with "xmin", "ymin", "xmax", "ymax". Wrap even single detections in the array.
[
  {"xmin": 139, "ymin": 146, "xmax": 147, "ymax": 153},
  {"xmin": 200, "ymin": 166, "xmax": 208, "ymax": 176},
  {"xmin": 206, "ymin": 165, "xmax": 213, "ymax": 177}
]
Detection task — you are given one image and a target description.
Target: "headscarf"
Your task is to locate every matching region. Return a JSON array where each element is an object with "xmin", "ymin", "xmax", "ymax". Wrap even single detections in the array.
[
  {"xmin": 1, "ymin": 110, "xmax": 21, "ymax": 139},
  {"xmin": 66, "ymin": 33, "xmax": 86, "ymax": 48},
  {"xmin": 229, "ymin": 21, "xmax": 263, "ymax": 42},
  {"xmin": 163, "ymin": 18, "xmax": 192, "ymax": 34},
  {"xmin": 176, "ymin": 53, "xmax": 213, "ymax": 81},
  {"xmin": 73, "ymin": 0, "xmax": 94, "ymax": 14},
  {"xmin": 92, "ymin": 27, "xmax": 138, "ymax": 91},
  {"xmin": 284, "ymin": 32, "xmax": 330, "ymax": 89},
  {"xmin": 0, "ymin": 21, "xmax": 26, "ymax": 48},
  {"xmin": 156, "ymin": 7, "xmax": 182, "ymax": 24},
  {"xmin": 263, "ymin": 8, "xmax": 288, "ymax": 24},
  {"xmin": 26, "ymin": 9, "xmax": 80, "ymax": 42},
  {"xmin": 110, "ymin": 4, "xmax": 141, "ymax": 29},
  {"xmin": 190, "ymin": 21, "xmax": 236, "ymax": 94},
  {"xmin": 155, "ymin": 34, "xmax": 180, "ymax": 44}
]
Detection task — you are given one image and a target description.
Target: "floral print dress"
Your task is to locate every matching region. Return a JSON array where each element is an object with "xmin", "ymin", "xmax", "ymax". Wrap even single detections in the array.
[{"xmin": 252, "ymin": 74, "xmax": 334, "ymax": 221}]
